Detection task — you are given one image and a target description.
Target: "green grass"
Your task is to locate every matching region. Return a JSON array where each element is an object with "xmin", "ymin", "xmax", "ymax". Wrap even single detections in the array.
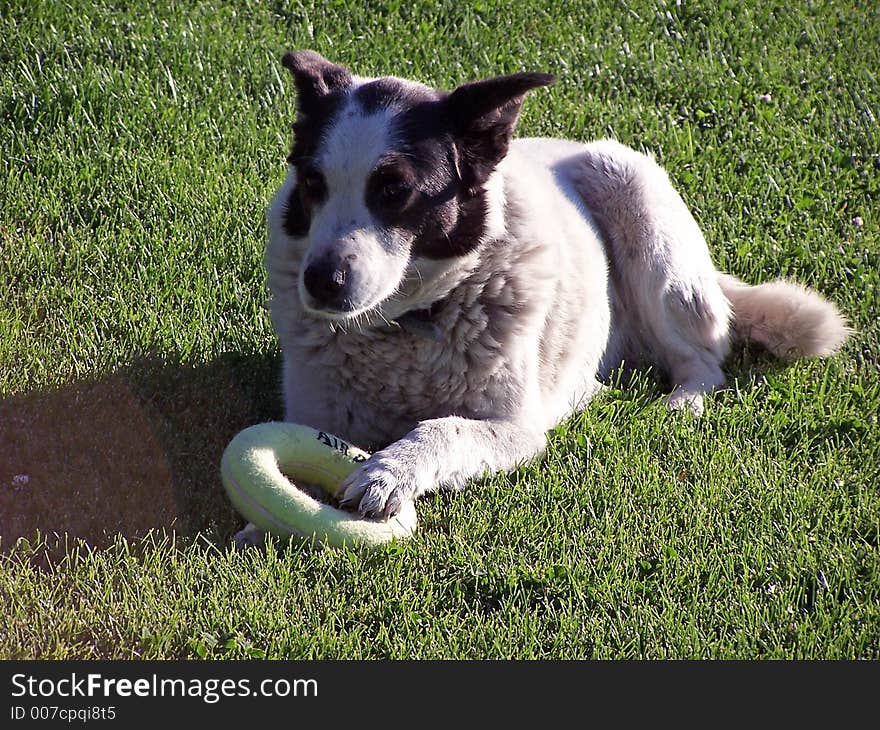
[{"xmin": 1, "ymin": 0, "xmax": 878, "ymax": 659}]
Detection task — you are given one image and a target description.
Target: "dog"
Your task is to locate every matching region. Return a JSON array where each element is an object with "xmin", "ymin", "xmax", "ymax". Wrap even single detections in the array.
[{"xmin": 234, "ymin": 50, "xmax": 850, "ymax": 546}]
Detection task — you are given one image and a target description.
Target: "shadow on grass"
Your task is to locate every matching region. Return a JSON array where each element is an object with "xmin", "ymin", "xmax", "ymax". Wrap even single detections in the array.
[{"xmin": 0, "ymin": 351, "xmax": 282, "ymax": 551}]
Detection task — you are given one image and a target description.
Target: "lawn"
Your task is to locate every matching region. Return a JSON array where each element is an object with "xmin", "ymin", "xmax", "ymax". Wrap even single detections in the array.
[{"xmin": 1, "ymin": 0, "xmax": 878, "ymax": 659}]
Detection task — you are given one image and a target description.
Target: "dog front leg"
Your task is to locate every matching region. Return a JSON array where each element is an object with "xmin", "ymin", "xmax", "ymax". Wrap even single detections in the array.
[{"xmin": 339, "ymin": 416, "xmax": 547, "ymax": 519}]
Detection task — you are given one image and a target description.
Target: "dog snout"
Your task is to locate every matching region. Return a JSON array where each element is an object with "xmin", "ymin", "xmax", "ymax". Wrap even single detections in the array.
[{"xmin": 303, "ymin": 255, "xmax": 355, "ymax": 310}]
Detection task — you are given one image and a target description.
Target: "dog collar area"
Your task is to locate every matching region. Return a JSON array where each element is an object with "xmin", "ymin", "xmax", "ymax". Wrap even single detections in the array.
[{"xmin": 378, "ymin": 299, "xmax": 446, "ymax": 342}]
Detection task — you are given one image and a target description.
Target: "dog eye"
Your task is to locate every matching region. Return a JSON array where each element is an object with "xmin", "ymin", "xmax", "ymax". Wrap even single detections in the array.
[
  {"xmin": 375, "ymin": 173, "xmax": 412, "ymax": 207},
  {"xmin": 299, "ymin": 167, "xmax": 327, "ymax": 202},
  {"xmin": 380, "ymin": 179, "xmax": 411, "ymax": 202},
  {"xmin": 366, "ymin": 164, "xmax": 415, "ymax": 218}
]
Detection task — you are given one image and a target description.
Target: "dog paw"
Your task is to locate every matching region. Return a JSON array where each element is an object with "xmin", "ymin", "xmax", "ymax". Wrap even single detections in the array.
[
  {"xmin": 664, "ymin": 389, "xmax": 704, "ymax": 417},
  {"xmin": 233, "ymin": 522, "xmax": 266, "ymax": 550},
  {"xmin": 339, "ymin": 458, "xmax": 416, "ymax": 519}
]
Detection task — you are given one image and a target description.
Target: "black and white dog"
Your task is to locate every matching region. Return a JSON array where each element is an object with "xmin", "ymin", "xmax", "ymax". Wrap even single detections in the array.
[{"xmin": 235, "ymin": 50, "xmax": 849, "ymax": 545}]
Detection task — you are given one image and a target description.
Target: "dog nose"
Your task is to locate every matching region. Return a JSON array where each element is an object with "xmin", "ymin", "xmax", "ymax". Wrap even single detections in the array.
[{"xmin": 303, "ymin": 257, "xmax": 352, "ymax": 309}]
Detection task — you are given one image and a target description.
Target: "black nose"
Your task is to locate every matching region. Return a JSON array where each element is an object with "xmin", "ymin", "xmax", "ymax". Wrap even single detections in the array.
[{"xmin": 303, "ymin": 257, "xmax": 352, "ymax": 309}]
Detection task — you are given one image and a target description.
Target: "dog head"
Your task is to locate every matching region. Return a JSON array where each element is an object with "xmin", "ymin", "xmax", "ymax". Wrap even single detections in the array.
[{"xmin": 274, "ymin": 50, "xmax": 554, "ymax": 321}]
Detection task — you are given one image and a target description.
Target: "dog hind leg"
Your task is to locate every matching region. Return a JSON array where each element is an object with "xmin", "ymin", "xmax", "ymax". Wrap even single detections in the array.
[{"xmin": 563, "ymin": 139, "xmax": 731, "ymax": 414}]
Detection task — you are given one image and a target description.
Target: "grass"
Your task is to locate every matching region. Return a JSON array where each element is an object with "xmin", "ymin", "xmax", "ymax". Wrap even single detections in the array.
[{"xmin": 1, "ymin": 0, "xmax": 878, "ymax": 659}]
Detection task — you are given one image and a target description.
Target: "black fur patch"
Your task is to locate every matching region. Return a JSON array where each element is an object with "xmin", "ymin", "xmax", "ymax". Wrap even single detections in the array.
[
  {"xmin": 282, "ymin": 97, "xmax": 340, "ymax": 240},
  {"xmin": 281, "ymin": 56, "xmax": 351, "ymax": 239},
  {"xmin": 355, "ymin": 77, "xmax": 433, "ymax": 115},
  {"xmin": 447, "ymin": 72, "xmax": 555, "ymax": 191},
  {"xmin": 353, "ymin": 81, "xmax": 491, "ymax": 259},
  {"xmin": 286, "ymin": 90, "xmax": 348, "ymax": 166},
  {"xmin": 394, "ymin": 102, "xmax": 492, "ymax": 259},
  {"xmin": 281, "ymin": 51, "xmax": 353, "ymax": 115},
  {"xmin": 283, "ymin": 185, "xmax": 310, "ymax": 238},
  {"xmin": 352, "ymin": 73, "xmax": 552, "ymax": 259}
]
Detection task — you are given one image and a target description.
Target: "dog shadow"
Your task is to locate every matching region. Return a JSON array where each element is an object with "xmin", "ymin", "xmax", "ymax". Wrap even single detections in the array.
[{"xmin": 0, "ymin": 351, "xmax": 282, "ymax": 551}]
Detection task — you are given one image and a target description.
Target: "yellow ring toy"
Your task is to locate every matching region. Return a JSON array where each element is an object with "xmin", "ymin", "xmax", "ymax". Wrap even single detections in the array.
[{"xmin": 221, "ymin": 422, "xmax": 417, "ymax": 549}]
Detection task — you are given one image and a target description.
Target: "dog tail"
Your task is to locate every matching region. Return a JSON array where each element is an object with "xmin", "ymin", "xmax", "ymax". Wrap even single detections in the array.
[{"xmin": 718, "ymin": 273, "xmax": 851, "ymax": 359}]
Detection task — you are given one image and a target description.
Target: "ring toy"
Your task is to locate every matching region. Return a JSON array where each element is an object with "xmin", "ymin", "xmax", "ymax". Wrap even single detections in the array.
[{"xmin": 221, "ymin": 422, "xmax": 417, "ymax": 549}]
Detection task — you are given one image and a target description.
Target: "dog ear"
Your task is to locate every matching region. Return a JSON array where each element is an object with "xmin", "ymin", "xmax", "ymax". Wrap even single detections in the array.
[
  {"xmin": 447, "ymin": 72, "xmax": 555, "ymax": 191},
  {"xmin": 281, "ymin": 50, "xmax": 353, "ymax": 113}
]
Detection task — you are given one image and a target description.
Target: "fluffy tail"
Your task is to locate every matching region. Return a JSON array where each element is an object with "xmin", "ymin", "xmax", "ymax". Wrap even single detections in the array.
[{"xmin": 718, "ymin": 274, "xmax": 851, "ymax": 360}]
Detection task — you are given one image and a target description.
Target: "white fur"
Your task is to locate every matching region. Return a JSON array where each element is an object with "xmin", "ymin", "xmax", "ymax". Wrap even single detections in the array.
[
  {"xmin": 718, "ymin": 274, "xmax": 851, "ymax": 358},
  {"xmin": 236, "ymin": 98, "xmax": 850, "ymax": 545}
]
